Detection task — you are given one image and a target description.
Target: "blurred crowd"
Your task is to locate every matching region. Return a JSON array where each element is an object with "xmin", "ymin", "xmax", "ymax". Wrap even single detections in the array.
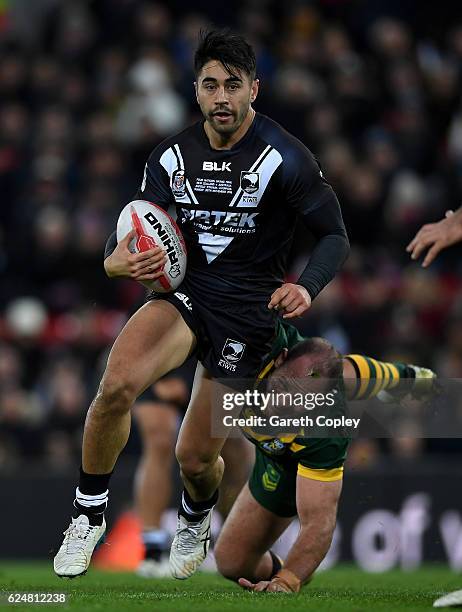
[{"xmin": 1, "ymin": 0, "xmax": 462, "ymax": 471}]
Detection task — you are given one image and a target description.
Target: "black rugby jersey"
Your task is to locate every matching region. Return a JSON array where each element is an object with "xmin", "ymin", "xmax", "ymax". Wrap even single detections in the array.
[{"xmin": 129, "ymin": 113, "xmax": 348, "ymax": 302}]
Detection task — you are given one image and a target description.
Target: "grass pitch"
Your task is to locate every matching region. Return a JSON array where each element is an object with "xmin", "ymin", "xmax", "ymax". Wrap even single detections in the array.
[{"xmin": 0, "ymin": 563, "xmax": 461, "ymax": 611}]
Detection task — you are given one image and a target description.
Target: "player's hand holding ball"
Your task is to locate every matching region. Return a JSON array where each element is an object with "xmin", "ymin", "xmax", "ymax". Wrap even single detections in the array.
[
  {"xmin": 104, "ymin": 229, "xmax": 167, "ymax": 282},
  {"xmin": 268, "ymin": 283, "xmax": 312, "ymax": 319},
  {"xmin": 113, "ymin": 200, "xmax": 187, "ymax": 291}
]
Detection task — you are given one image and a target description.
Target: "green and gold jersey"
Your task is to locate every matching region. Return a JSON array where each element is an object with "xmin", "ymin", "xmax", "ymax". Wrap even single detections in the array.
[{"xmin": 241, "ymin": 319, "xmax": 348, "ymax": 479}]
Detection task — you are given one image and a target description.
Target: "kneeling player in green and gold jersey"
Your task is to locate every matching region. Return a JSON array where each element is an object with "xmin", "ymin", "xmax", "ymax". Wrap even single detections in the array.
[{"xmin": 214, "ymin": 319, "xmax": 435, "ymax": 593}]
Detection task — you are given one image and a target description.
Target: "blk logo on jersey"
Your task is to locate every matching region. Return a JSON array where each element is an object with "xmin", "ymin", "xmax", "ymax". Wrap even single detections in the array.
[
  {"xmin": 172, "ymin": 169, "xmax": 186, "ymax": 198},
  {"xmin": 219, "ymin": 338, "xmax": 246, "ymax": 372},
  {"xmin": 203, "ymin": 161, "xmax": 231, "ymax": 172},
  {"xmin": 241, "ymin": 171, "xmax": 260, "ymax": 194},
  {"xmin": 174, "ymin": 292, "xmax": 192, "ymax": 311}
]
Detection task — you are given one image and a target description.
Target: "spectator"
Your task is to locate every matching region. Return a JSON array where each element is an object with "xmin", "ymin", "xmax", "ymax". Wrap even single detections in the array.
[{"xmin": 1, "ymin": 2, "xmax": 461, "ymax": 465}]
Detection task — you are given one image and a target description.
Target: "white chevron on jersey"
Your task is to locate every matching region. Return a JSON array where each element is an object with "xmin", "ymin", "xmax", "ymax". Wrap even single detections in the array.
[
  {"xmin": 159, "ymin": 146, "xmax": 198, "ymax": 205},
  {"xmin": 173, "ymin": 143, "xmax": 184, "ymax": 167},
  {"xmin": 141, "ymin": 164, "xmax": 147, "ymax": 192},
  {"xmin": 236, "ymin": 148, "xmax": 283, "ymax": 208},
  {"xmin": 174, "ymin": 144, "xmax": 199, "ymax": 204},
  {"xmin": 159, "ymin": 147, "xmax": 191, "ymax": 204},
  {"xmin": 229, "ymin": 145, "xmax": 272, "ymax": 207},
  {"xmin": 197, "ymin": 232, "xmax": 234, "ymax": 264}
]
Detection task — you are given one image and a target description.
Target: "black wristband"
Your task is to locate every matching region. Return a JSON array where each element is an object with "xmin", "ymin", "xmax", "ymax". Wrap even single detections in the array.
[{"xmin": 269, "ymin": 550, "xmax": 283, "ymax": 577}]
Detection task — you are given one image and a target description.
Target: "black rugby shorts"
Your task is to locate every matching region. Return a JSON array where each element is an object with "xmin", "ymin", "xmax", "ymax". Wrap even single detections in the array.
[{"xmin": 147, "ymin": 281, "xmax": 277, "ymax": 380}]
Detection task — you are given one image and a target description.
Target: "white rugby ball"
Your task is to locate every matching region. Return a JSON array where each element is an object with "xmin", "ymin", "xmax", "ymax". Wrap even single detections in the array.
[{"xmin": 116, "ymin": 200, "xmax": 187, "ymax": 293}]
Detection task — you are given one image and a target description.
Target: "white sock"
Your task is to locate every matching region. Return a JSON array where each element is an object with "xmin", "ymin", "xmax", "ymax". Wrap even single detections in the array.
[
  {"xmin": 75, "ymin": 487, "xmax": 108, "ymax": 510},
  {"xmin": 181, "ymin": 492, "xmax": 208, "ymax": 518}
]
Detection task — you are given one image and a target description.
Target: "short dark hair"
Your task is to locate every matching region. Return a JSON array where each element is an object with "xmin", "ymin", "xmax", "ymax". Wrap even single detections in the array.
[
  {"xmin": 194, "ymin": 29, "xmax": 256, "ymax": 80},
  {"xmin": 283, "ymin": 337, "xmax": 343, "ymax": 379}
]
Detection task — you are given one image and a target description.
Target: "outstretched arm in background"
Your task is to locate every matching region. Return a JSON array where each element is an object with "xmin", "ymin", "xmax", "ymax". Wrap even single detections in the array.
[{"xmin": 407, "ymin": 209, "xmax": 462, "ymax": 267}]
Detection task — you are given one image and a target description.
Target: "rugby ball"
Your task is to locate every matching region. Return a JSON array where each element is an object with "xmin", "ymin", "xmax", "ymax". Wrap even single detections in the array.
[{"xmin": 116, "ymin": 200, "xmax": 187, "ymax": 293}]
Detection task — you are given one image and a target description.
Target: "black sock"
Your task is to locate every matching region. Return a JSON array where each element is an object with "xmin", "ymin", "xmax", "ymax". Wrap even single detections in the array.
[
  {"xmin": 142, "ymin": 529, "xmax": 170, "ymax": 562},
  {"xmin": 144, "ymin": 545, "xmax": 163, "ymax": 562},
  {"xmin": 179, "ymin": 488, "xmax": 219, "ymax": 521},
  {"xmin": 73, "ymin": 500, "xmax": 106, "ymax": 526},
  {"xmin": 72, "ymin": 466, "xmax": 113, "ymax": 526},
  {"xmin": 78, "ymin": 466, "xmax": 112, "ymax": 494}
]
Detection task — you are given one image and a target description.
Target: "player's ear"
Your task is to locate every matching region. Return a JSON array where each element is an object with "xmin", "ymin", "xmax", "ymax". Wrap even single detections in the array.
[
  {"xmin": 250, "ymin": 78, "xmax": 259, "ymax": 103},
  {"xmin": 274, "ymin": 348, "xmax": 288, "ymax": 368},
  {"xmin": 194, "ymin": 81, "xmax": 199, "ymax": 102}
]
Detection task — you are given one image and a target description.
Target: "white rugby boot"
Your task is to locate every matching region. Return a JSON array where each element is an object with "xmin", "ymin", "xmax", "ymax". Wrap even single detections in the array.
[
  {"xmin": 434, "ymin": 589, "xmax": 462, "ymax": 607},
  {"xmin": 169, "ymin": 510, "xmax": 212, "ymax": 579},
  {"xmin": 53, "ymin": 514, "xmax": 106, "ymax": 578}
]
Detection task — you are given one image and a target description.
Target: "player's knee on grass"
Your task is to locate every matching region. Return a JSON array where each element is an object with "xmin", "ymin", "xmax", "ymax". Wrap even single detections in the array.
[{"xmin": 214, "ymin": 540, "xmax": 253, "ymax": 581}]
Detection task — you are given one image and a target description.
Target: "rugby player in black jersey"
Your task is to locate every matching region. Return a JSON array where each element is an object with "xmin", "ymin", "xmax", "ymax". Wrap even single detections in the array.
[{"xmin": 53, "ymin": 30, "xmax": 350, "ymax": 579}]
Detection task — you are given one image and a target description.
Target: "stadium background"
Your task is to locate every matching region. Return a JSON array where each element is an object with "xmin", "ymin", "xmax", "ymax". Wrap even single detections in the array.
[{"xmin": 1, "ymin": 0, "xmax": 462, "ymax": 570}]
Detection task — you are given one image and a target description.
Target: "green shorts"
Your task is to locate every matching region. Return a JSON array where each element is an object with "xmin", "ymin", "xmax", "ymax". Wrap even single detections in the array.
[
  {"xmin": 249, "ymin": 319, "xmax": 349, "ymax": 517},
  {"xmin": 249, "ymin": 438, "xmax": 348, "ymax": 517}
]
